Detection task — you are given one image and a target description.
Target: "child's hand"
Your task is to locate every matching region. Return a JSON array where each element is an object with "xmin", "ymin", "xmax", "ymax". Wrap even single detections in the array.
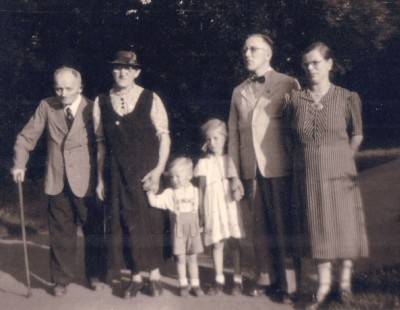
[
  {"xmin": 232, "ymin": 188, "xmax": 243, "ymax": 201},
  {"xmin": 230, "ymin": 177, "xmax": 244, "ymax": 201}
]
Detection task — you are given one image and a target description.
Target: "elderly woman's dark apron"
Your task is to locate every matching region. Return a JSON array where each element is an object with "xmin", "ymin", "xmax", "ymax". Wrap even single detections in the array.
[{"xmin": 99, "ymin": 90, "xmax": 166, "ymax": 275}]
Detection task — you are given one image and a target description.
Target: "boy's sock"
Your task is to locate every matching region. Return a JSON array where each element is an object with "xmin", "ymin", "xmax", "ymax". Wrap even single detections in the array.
[
  {"xmin": 132, "ymin": 273, "xmax": 142, "ymax": 283},
  {"xmin": 233, "ymin": 274, "xmax": 242, "ymax": 284},
  {"xmin": 149, "ymin": 268, "xmax": 161, "ymax": 281},
  {"xmin": 216, "ymin": 274, "xmax": 225, "ymax": 285},
  {"xmin": 190, "ymin": 278, "xmax": 200, "ymax": 287},
  {"xmin": 179, "ymin": 278, "xmax": 189, "ymax": 287}
]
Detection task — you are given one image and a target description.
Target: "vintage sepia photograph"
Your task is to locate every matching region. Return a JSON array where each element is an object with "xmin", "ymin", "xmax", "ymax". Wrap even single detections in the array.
[{"xmin": 1, "ymin": 1, "xmax": 400, "ymax": 309}]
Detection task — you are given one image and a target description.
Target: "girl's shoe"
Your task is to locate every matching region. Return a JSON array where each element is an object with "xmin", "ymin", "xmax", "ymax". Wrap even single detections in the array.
[
  {"xmin": 190, "ymin": 286, "xmax": 204, "ymax": 297},
  {"xmin": 207, "ymin": 282, "xmax": 224, "ymax": 295},
  {"xmin": 179, "ymin": 285, "xmax": 189, "ymax": 297},
  {"xmin": 230, "ymin": 282, "xmax": 243, "ymax": 296}
]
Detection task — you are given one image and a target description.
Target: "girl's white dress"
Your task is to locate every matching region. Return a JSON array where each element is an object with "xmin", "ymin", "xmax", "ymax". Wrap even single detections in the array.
[{"xmin": 194, "ymin": 154, "xmax": 245, "ymax": 246}]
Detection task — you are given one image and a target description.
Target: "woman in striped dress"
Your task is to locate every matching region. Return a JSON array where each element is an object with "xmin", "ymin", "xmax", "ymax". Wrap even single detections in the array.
[{"xmin": 284, "ymin": 42, "xmax": 368, "ymax": 308}]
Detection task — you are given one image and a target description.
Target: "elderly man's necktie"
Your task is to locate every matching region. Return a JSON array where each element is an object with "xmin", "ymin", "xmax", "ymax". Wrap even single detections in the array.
[
  {"xmin": 66, "ymin": 107, "xmax": 74, "ymax": 130},
  {"xmin": 250, "ymin": 75, "xmax": 265, "ymax": 83}
]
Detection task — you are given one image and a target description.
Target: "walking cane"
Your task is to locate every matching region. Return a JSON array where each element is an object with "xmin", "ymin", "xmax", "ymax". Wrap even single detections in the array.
[{"xmin": 17, "ymin": 175, "xmax": 32, "ymax": 297}]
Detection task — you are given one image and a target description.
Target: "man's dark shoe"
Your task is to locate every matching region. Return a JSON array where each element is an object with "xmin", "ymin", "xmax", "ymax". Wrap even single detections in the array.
[
  {"xmin": 89, "ymin": 277, "xmax": 105, "ymax": 291},
  {"xmin": 148, "ymin": 280, "xmax": 163, "ymax": 297},
  {"xmin": 123, "ymin": 280, "xmax": 144, "ymax": 298},
  {"xmin": 53, "ymin": 284, "xmax": 67, "ymax": 297},
  {"xmin": 265, "ymin": 285, "xmax": 293, "ymax": 304},
  {"xmin": 248, "ymin": 284, "xmax": 266, "ymax": 297},
  {"xmin": 207, "ymin": 282, "xmax": 224, "ymax": 296}
]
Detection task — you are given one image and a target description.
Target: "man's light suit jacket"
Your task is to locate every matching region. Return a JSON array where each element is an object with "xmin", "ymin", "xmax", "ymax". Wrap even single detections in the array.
[
  {"xmin": 13, "ymin": 96, "xmax": 96, "ymax": 198},
  {"xmin": 228, "ymin": 70, "xmax": 300, "ymax": 180}
]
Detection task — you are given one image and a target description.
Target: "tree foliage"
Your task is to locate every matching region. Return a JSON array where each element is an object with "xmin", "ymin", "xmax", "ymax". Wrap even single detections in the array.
[{"xmin": 0, "ymin": 0, "xmax": 399, "ymax": 159}]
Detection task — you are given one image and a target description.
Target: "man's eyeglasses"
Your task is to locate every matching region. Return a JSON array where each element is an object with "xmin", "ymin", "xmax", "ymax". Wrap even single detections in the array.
[
  {"xmin": 242, "ymin": 46, "xmax": 268, "ymax": 54},
  {"xmin": 302, "ymin": 60, "xmax": 324, "ymax": 69}
]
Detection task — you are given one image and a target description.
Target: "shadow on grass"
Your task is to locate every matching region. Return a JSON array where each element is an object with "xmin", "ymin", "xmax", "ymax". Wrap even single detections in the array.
[{"xmin": 0, "ymin": 217, "xmax": 38, "ymax": 236}]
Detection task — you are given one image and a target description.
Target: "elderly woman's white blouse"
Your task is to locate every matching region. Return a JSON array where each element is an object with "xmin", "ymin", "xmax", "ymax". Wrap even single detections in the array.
[{"xmin": 93, "ymin": 84, "xmax": 169, "ymax": 143}]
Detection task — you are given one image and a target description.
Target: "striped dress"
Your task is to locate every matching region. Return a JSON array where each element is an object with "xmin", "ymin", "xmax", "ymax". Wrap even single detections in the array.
[{"xmin": 285, "ymin": 85, "xmax": 369, "ymax": 259}]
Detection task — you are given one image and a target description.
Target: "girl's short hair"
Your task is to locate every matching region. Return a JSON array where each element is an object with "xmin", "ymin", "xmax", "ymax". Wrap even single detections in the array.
[
  {"xmin": 168, "ymin": 157, "xmax": 193, "ymax": 176},
  {"xmin": 201, "ymin": 118, "xmax": 228, "ymax": 138}
]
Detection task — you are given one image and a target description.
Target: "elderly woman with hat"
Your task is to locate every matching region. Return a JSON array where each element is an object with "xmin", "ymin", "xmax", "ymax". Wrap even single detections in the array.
[{"xmin": 94, "ymin": 50, "xmax": 171, "ymax": 298}]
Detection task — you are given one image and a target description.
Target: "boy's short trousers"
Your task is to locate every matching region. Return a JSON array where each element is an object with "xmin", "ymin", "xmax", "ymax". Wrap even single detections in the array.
[{"xmin": 172, "ymin": 212, "xmax": 203, "ymax": 256}]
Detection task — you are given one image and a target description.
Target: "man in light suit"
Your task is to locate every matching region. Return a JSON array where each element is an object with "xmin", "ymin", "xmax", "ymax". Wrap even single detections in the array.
[
  {"xmin": 228, "ymin": 34, "xmax": 300, "ymax": 303},
  {"xmin": 11, "ymin": 67, "xmax": 105, "ymax": 296}
]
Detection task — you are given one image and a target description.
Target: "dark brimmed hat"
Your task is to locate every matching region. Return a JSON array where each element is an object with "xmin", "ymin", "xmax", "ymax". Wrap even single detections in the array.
[{"xmin": 109, "ymin": 51, "xmax": 141, "ymax": 68}]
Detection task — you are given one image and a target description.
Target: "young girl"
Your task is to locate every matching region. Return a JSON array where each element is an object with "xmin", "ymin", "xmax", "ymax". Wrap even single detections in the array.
[
  {"xmin": 147, "ymin": 157, "xmax": 204, "ymax": 297},
  {"xmin": 194, "ymin": 119, "xmax": 245, "ymax": 295}
]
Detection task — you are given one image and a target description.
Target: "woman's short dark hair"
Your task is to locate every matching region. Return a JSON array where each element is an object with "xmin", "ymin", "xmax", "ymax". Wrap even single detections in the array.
[{"xmin": 303, "ymin": 42, "xmax": 333, "ymax": 61}]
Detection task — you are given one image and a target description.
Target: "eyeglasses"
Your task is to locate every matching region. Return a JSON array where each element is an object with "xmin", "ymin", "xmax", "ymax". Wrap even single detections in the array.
[
  {"xmin": 112, "ymin": 65, "xmax": 136, "ymax": 71},
  {"xmin": 302, "ymin": 60, "xmax": 324, "ymax": 69},
  {"xmin": 242, "ymin": 46, "xmax": 268, "ymax": 54}
]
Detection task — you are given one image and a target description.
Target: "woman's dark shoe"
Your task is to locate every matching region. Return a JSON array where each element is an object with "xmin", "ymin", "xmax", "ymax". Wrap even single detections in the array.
[
  {"xmin": 305, "ymin": 283, "xmax": 331, "ymax": 310},
  {"xmin": 207, "ymin": 282, "xmax": 224, "ymax": 296},
  {"xmin": 148, "ymin": 280, "xmax": 163, "ymax": 297},
  {"xmin": 123, "ymin": 280, "xmax": 144, "ymax": 298},
  {"xmin": 179, "ymin": 285, "xmax": 189, "ymax": 297},
  {"xmin": 339, "ymin": 288, "xmax": 353, "ymax": 306}
]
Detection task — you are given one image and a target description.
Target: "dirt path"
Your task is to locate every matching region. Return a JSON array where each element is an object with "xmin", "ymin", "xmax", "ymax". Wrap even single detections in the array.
[{"xmin": 0, "ymin": 234, "xmax": 294, "ymax": 310}]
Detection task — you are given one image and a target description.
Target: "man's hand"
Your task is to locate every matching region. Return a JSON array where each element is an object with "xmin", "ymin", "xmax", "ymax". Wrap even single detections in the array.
[
  {"xmin": 230, "ymin": 177, "xmax": 244, "ymax": 201},
  {"xmin": 11, "ymin": 168, "xmax": 25, "ymax": 183},
  {"xmin": 142, "ymin": 168, "xmax": 162, "ymax": 193},
  {"xmin": 96, "ymin": 178, "xmax": 105, "ymax": 201}
]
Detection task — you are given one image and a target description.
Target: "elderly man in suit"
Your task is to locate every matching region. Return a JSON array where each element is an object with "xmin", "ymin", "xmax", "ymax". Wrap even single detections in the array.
[
  {"xmin": 11, "ymin": 67, "xmax": 105, "ymax": 296},
  {"xmin": 228, "ymin": 34, "xmax": 300, "ymax": 303}
]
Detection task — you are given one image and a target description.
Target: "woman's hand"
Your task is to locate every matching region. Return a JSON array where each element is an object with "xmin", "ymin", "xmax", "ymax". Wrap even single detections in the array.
[{"xmin": 142, "ymin": 168, "xmax": 162, "ymax": 193}]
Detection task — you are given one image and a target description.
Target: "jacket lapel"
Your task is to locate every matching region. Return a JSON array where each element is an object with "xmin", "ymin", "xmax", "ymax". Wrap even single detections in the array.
[
  {"xmin": 259, "ymin": 70, "xmax": 280, "ymax": 100},
  {"xmin": 239, "ymin": 79, "xmax": 254, "ymax": 102},
  {"xmin": 68, "ymin": 97, "xmax": 88, "ymax": 135},
  {"xmin": 50, "ymin": 102, "xmax": 69, "ymax": 135}
]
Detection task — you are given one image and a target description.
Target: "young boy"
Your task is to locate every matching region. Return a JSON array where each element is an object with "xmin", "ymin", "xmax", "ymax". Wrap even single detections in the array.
[{"xmin": 147, "ymin": 157, "xmax": 204, "ymax": 297}]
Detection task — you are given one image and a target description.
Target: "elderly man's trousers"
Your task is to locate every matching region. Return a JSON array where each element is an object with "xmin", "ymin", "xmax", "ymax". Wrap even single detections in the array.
[{"xmin": 48, "ymin": 185, "xmax": 105, "ymax": 286}]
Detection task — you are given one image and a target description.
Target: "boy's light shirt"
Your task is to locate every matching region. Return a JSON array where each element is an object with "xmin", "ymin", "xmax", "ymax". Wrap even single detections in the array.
[{"xmin": 148, "ymin": 183, "xmax": 199, "ymax": 215}]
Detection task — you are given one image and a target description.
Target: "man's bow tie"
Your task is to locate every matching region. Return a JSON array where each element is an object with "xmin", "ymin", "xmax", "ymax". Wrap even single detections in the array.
[{"xmin": 250, "ymin": 75, "xmax": 265, "ymax": 83}]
